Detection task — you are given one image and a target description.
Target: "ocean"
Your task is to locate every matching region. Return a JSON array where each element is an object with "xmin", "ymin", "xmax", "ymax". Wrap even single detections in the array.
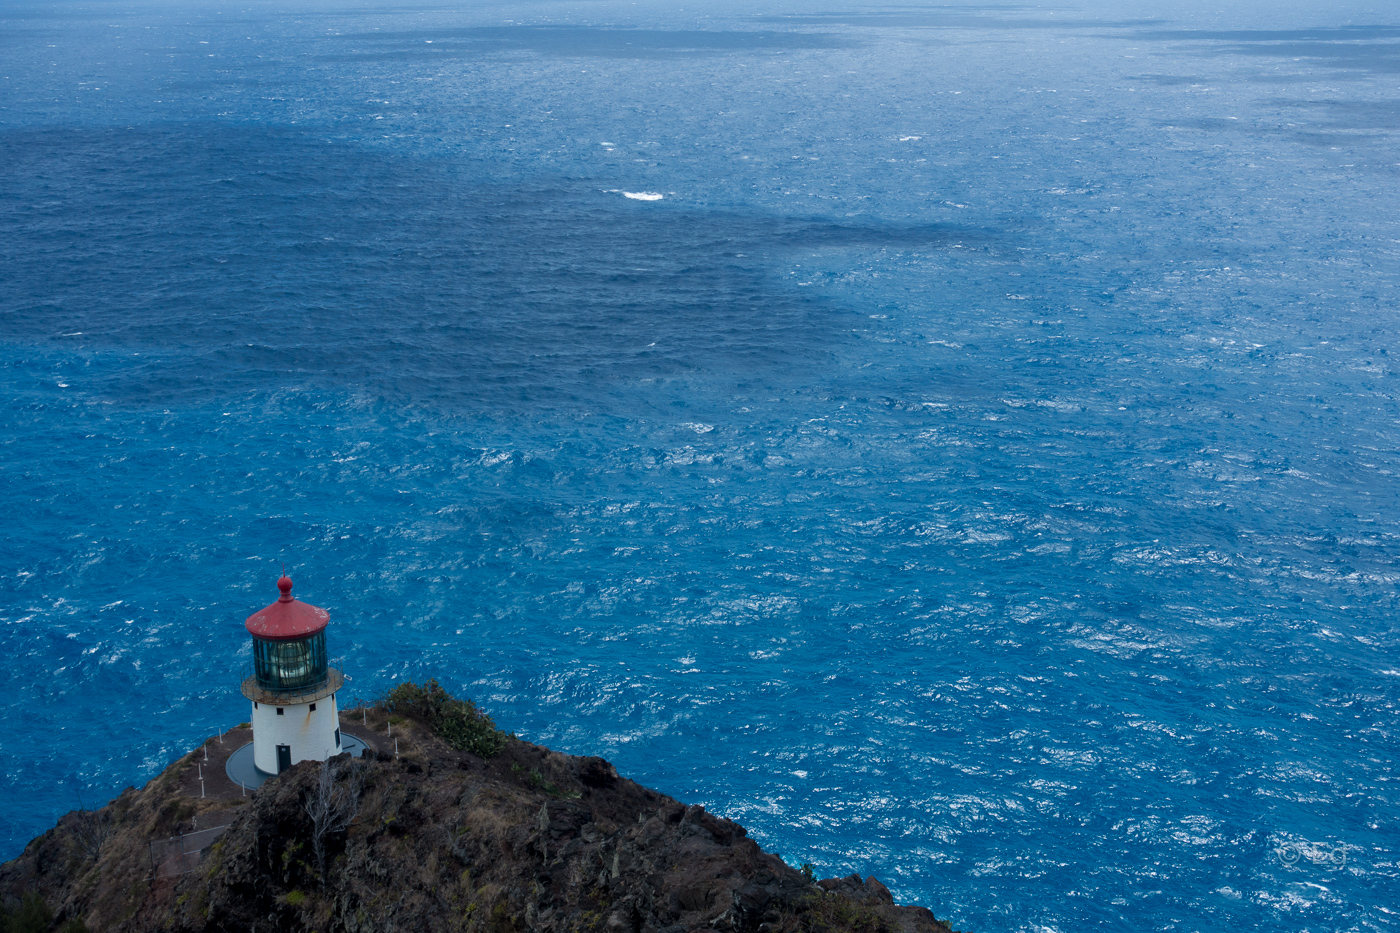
[{"xmin": 2, "ymin": 0, "xmax": 1398, "ymax": 929}]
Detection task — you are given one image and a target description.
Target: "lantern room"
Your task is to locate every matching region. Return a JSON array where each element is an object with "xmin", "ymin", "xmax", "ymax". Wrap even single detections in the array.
[{"xmin": 246, "ymin": 576, "xmax": 330, "ymax": 692}]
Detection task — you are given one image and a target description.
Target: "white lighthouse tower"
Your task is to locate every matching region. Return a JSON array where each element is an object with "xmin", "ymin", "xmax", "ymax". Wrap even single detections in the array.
[{"xmin": 241, "ymin": 576, "xmax": 344, "ymax": 776}]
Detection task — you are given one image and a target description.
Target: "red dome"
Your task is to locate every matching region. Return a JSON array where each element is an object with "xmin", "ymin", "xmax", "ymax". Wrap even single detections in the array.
[{"xmin": 245, "ymin": 576, "xmax": 329, "ymax": 640}]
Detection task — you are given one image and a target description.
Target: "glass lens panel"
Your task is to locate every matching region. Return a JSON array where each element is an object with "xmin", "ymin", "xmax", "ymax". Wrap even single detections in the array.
[{"xmin": 254, "ymin": 633, "xmax": 326, "ymax": 691}]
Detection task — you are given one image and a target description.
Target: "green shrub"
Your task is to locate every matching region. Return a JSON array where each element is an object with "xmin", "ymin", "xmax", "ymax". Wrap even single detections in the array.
[
  {"xmin": 799, "ymin": 892, "xmax": 893, "ymax": 932},
  {"xmin": 1, "ymin": 892, "xmax": 52, "ymax": 933},
  {"xmin": 381, "ymin": 680, "xmax": 506, "ymax": 758}
]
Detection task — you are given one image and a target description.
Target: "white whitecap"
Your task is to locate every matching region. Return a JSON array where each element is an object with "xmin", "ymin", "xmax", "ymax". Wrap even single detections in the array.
[{"xmin": 622, "ymin": 191, "xmax": 663, "ymax": 201}]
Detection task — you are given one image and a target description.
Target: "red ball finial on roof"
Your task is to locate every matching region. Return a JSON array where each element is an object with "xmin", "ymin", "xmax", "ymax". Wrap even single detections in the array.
[{"xmin": 247, "ymin": 575, "xmax": 329, "ymax": 640}]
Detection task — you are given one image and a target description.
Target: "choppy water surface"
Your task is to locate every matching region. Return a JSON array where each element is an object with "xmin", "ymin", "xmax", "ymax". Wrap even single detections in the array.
[{"xmin": 2, "ymin": 0, "xmax": 1398, "ymax": 929}]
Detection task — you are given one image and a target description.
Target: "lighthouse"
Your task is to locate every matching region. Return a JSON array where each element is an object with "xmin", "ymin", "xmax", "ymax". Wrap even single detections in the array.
[{"xmin": 241, "ymin": 576, "xmax": 343, "ymax": 775}]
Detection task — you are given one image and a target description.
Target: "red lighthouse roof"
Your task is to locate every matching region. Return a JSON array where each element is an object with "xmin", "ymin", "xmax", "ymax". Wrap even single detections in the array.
[{"xmin": 244, "ymin": 575, "xmax": 329, "ymax": 640}]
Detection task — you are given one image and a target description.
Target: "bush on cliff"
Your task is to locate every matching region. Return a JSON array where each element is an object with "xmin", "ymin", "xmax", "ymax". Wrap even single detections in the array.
[
  {"xmin": 0, "ymin": 893, "xmax": 50, "ymax": 933},
  {"xmin": 380, "ymin": 680, "xmax": 507, "ymax": 759},
  {"xmin": 0, "ymin": 893, "xmax": 86, "ymax": 933}
]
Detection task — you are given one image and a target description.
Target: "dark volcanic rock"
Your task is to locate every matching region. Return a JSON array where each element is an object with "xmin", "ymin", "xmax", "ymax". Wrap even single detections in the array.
[{"xmin": 1, "ymin": 711, "xmax": 957, "ymax": 933}]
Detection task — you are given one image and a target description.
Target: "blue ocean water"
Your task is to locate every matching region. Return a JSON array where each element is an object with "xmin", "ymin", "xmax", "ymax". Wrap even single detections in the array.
[{"xmin": 3, "ymin": 0, "xmax": 1399, "ymax": 929}]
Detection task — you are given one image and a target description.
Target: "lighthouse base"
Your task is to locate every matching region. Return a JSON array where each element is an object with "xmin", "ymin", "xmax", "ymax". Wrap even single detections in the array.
[{"xmin": 225, "ymin": 733, "xmax": 370, "ymax": 790}]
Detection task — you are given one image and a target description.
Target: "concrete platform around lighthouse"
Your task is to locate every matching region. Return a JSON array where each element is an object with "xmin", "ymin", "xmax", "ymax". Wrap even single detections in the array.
[{"xmin": 225, "ymin": 733, "xmax": 370, "ymax": 791}]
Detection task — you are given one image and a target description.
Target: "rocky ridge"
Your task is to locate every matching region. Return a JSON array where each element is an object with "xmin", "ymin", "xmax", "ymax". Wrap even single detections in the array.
[{"xmin": 2, "ymin": 698, "xmax": 958, "ymax": 932}]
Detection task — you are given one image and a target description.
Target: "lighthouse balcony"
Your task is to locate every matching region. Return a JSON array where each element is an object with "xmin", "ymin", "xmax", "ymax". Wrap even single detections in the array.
[{"xmin": 241, "ymin": 667, "xmax": 344, "ymax": 706}]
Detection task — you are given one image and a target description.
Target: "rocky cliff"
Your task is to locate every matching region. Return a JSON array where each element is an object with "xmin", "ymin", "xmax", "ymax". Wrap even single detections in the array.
[{"xmin": 1, "ymin": 690, "xmax": 957, "ymax": 933}]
